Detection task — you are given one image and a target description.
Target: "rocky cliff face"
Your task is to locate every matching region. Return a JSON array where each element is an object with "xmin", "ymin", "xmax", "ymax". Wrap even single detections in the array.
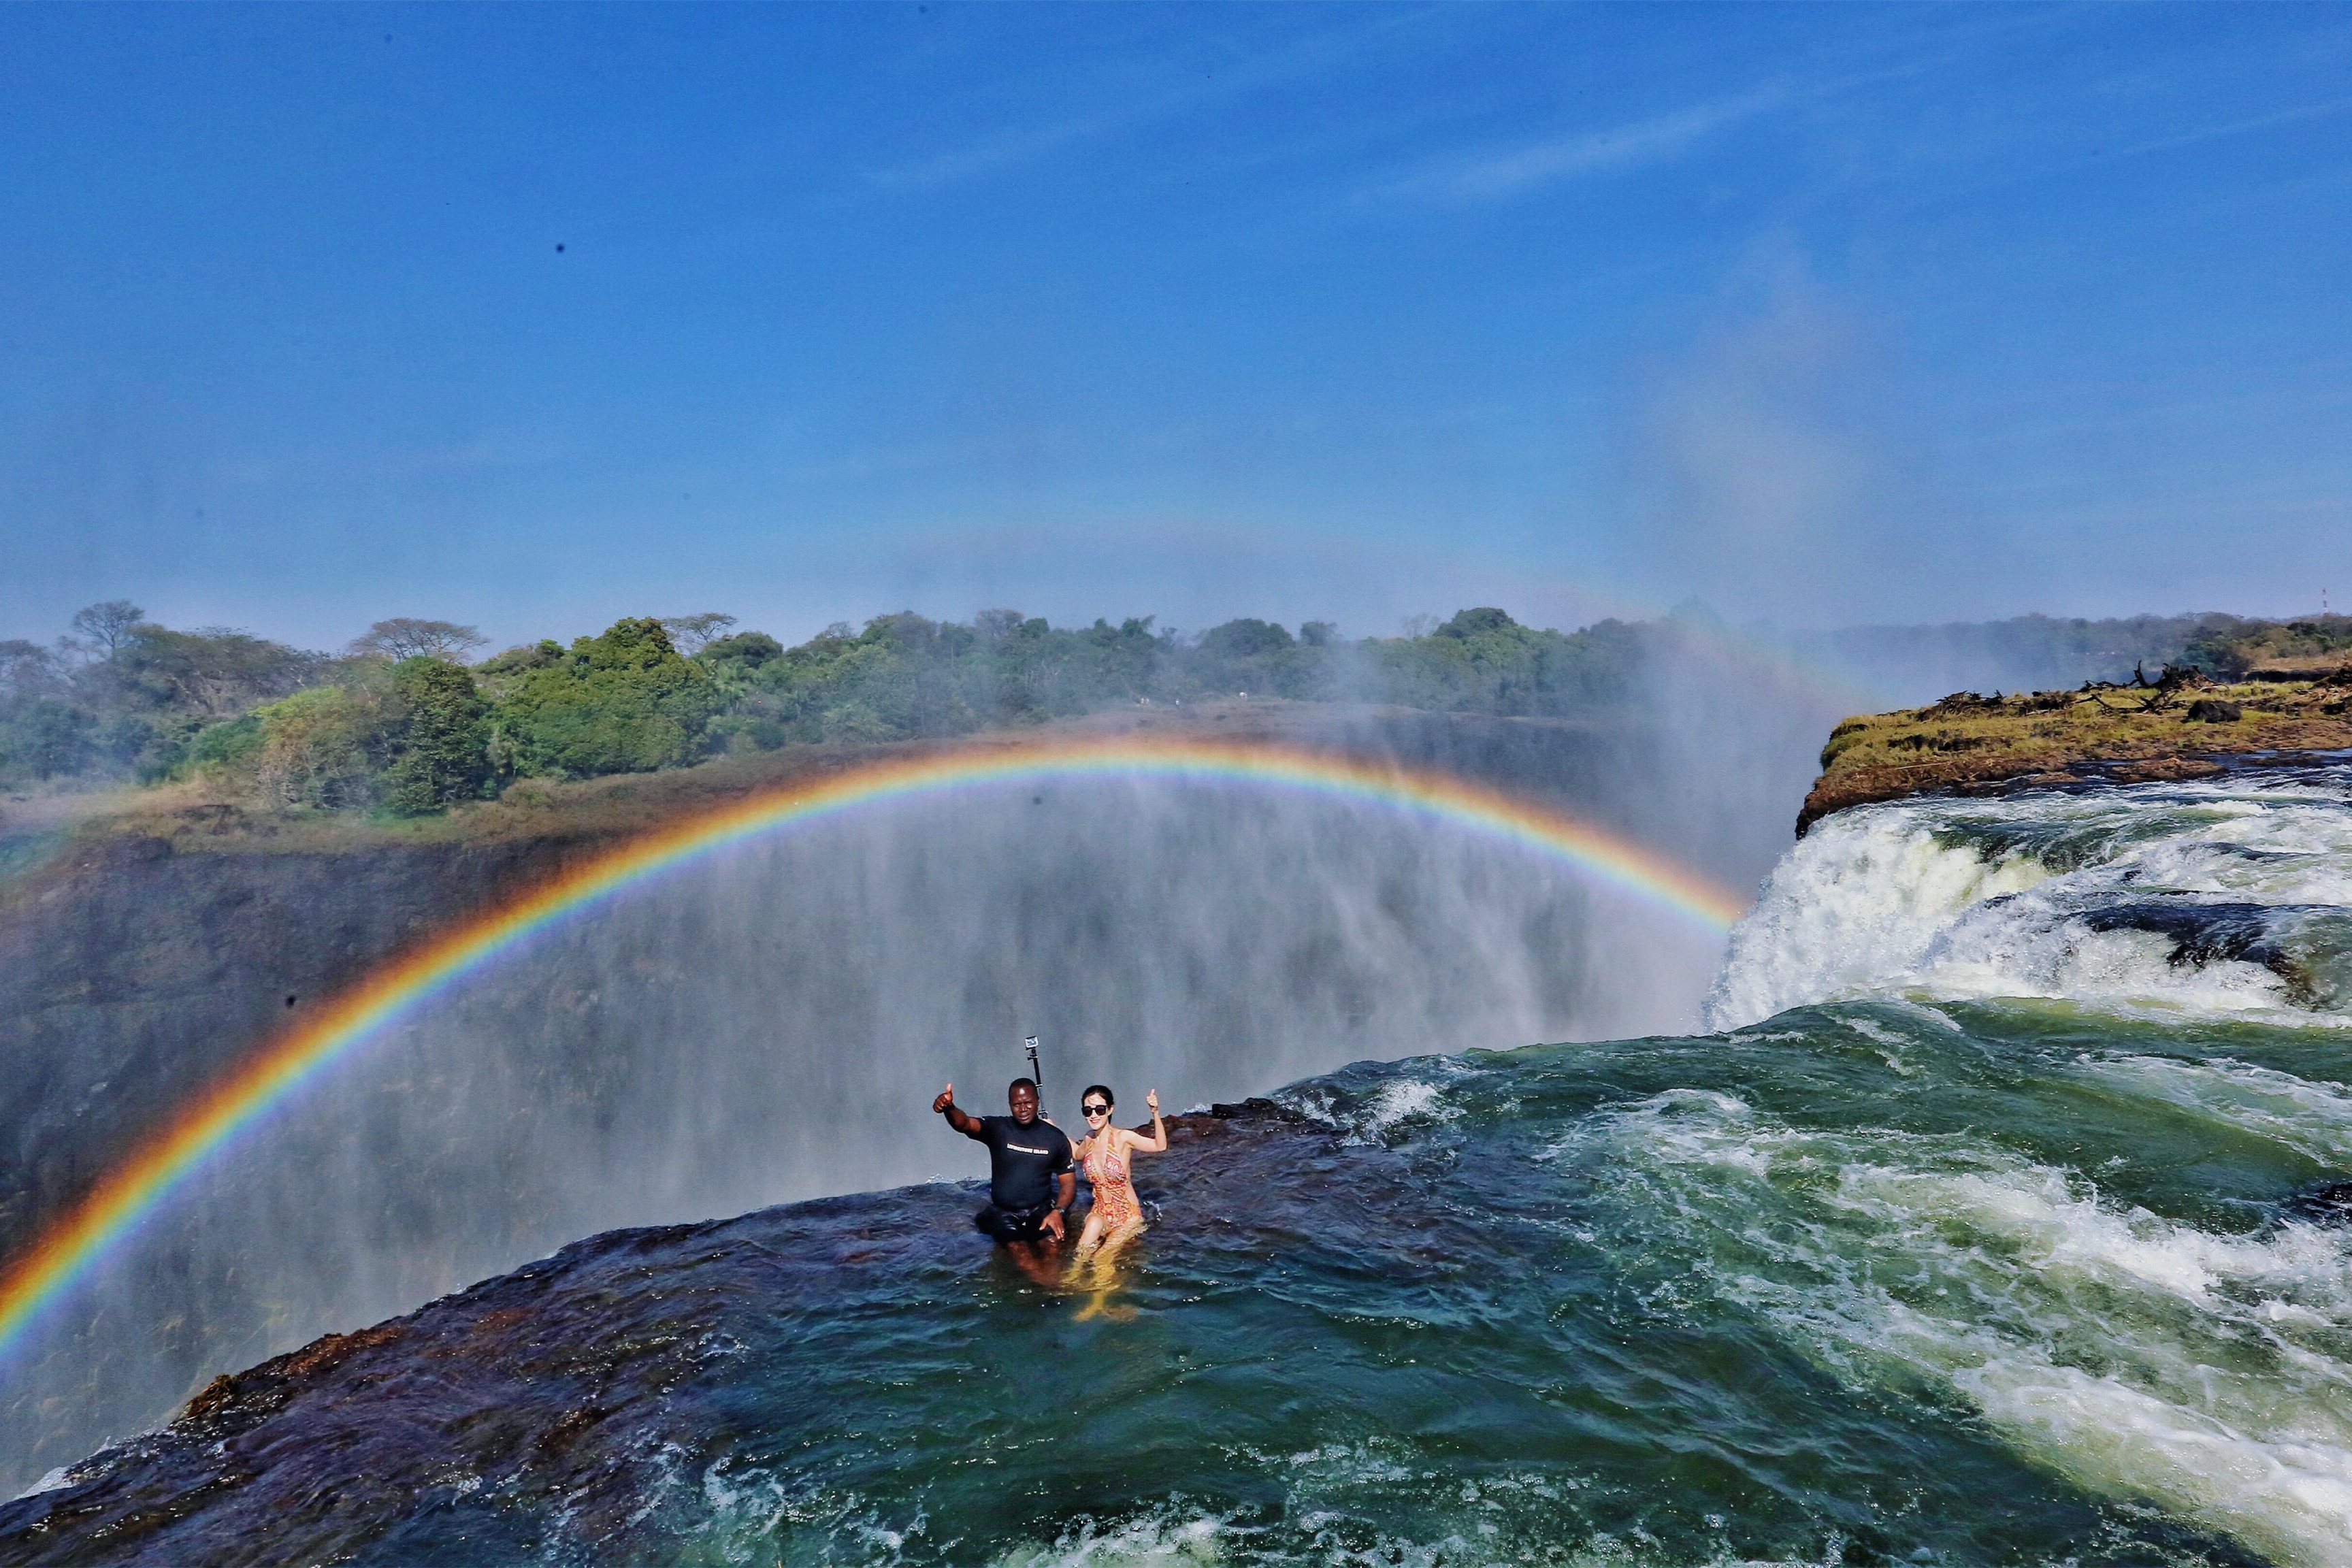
[{"xmin": 0, "ymin": 830, "xmax": 609, "ymax": 1264}]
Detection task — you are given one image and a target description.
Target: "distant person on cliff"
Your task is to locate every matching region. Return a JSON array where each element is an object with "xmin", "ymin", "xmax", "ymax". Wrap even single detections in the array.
[{"xmin": 934, "ymin": 1078, "xmax": 1075, "ymax": 1256}]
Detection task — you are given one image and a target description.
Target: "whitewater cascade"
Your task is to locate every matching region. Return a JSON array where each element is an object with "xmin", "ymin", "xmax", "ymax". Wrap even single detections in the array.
[{"xmin": 1709, "ymin": 766, "xmax": 2352, "ymax": 1030}]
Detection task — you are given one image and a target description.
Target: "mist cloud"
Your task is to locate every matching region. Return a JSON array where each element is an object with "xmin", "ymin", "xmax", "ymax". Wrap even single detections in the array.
[{"xmin": 1613, "ymin": 278, "xmax": 1965, "ymax": 630}]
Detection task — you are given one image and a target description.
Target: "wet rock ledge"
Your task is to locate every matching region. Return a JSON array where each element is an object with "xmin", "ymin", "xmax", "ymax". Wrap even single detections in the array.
[{"xmin": 1798, "ymin": 672, "xmax": 2352, "ymax": 834}]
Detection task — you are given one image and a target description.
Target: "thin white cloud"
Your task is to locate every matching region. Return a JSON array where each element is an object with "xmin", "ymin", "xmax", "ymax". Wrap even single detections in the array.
[
  {"xmin": 1373, "ymin": 33, "xmax": 1997, "ymax": 210},
  {"xmin": 867, "ymin": 99, "xmax": 1159, "ymax": 191},
  {"xmin": 1393, "ymin": 84, "xmax": 1791, "ymax": 204},
  {"xmin": 2112, "ymin": 93, "xmax": 2352, "ymax": 161},
  {"xmin": 864, "ymin": 10, "xmax": 1432, "ymax": 192}
]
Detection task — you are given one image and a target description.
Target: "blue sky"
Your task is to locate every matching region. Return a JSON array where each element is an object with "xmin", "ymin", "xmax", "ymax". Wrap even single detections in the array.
[{"xmin": 3, "ymin": 3, "xmax": 2347, "ymax": 651}]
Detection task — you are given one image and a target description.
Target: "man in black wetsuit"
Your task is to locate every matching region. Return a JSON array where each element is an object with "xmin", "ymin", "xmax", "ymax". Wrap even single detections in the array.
[{"xmin": 934, "ymin": 1077, "xmax": 1076, "ymax": 1245}]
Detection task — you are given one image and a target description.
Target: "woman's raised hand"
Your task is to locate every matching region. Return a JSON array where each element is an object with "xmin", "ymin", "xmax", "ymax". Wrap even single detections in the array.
[{"xmin": 1145, "ymin": 1089, "xmax": 1160, "ymax": 1114}]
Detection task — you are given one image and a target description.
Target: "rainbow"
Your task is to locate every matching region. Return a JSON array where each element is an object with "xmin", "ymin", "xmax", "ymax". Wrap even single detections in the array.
[{"xmin": 0, "ymin": 736, "xmax": 1745, "ymax": 1358}]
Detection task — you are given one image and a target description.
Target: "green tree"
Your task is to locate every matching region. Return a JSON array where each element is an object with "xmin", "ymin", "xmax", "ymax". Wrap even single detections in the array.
[
  {"xmin": 1360, "ymin": 608, "xmax": 1641, "ymax": 715},
  {"xmin": 67, "ymin": 600, "xmax": 148, "ymax": 661},
  {"xmin": 253, "ymin": 685, "xmax": 380, "ymax": 810},
  {"xmin": 114, "ymin": 624, "xmax": 323, "ymax": 716},
  {"xmin": 494, "ymin": 617, "xmax": 719, "ymax": 778},
  {"xmin": 348, "ymin": 617, "xmax": 489, "ymax": 663},
  {"xmin": 660, "ymin": 612, "xmax": 738, "ymax": 653},
  {"xmin": 1193, "ymin": 618, "xmax": 1301, "ymax": 697},
  {"xmin": 382, "ymin": 657, "xmax": 492, "ymax": 814},
  {"xmin": 0, "ymin": 698, "xmax": 97, "ymax": 779}
]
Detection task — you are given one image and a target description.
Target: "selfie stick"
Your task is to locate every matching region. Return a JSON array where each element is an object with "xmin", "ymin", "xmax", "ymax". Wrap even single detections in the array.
[{"xmin": 1024, "ymin": 1034, "xmax": 1043, "ymax": 1091}]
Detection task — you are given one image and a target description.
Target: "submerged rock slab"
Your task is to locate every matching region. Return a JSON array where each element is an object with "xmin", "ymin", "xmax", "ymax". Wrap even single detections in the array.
[{"xmin": 0, "ymin": 1109, "xmax": 1332, "ymax": 1567}]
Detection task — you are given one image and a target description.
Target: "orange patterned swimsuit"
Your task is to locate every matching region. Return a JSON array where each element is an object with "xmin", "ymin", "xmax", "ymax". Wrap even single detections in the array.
[{"xmin": 1083, "ymin": 1137, "xmax": 1141, "ymax": 1231}]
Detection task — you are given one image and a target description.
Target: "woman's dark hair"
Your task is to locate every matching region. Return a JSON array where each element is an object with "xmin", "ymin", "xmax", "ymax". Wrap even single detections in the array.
[{"xmin": 1081, "ymin": 1083, "xmax": 1115, "ymax": 1111}]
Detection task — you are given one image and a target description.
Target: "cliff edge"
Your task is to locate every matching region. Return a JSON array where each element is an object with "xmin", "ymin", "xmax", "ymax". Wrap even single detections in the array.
[{"xmin": 1798, "ymin": 672, "xmax": 2352, "ymax": 834}]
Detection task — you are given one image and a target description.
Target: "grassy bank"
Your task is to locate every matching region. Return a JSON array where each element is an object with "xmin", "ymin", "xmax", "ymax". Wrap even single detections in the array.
[{"xmin": 1800, "ymin": 675, "xmax": 2352, "ymax": 831}]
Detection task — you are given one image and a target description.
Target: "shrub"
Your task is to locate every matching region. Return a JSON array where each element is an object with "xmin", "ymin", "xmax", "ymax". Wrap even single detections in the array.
[
  {"xmin": 254, "ymin": 686, "xmax": 380, "ymax": 810},
  {"xmin": 184, "ymin": 713, "xmax": 265, "ymax": 774}
]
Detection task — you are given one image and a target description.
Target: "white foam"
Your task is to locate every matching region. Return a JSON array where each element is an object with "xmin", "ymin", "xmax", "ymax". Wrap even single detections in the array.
[
  {"xmin": 1959, "ymin": 1354, "xmax": 2352, "ymax": 1568},
  {"xmin": 12, "ymin": 1465, "xmax": 78, "ymax": 1501},
  {"xmin": 2076, "ymin": 1055, "xmax": 2352, "ymax": 1163},
  {"xmin": 1358, "ymin": 1078, "xmax": 1458, "ymax": 1135},
  {"xmin": 1705, "ymin": 807, "xmax": 2048, "ymax": 1029},
  {"xmin": 1284, "ymin": 1071, "xmax": 1465, "ymax": 1144},
  {"xmin": 994, "ymin": 1496, "xmax": 1857, "ymax": 1568},
  {"xmin": 677, "ymin": 1455, "xmax": 929, "ymax": 1565},
  {"xmin": 1584, "ymin": 1092, "xmax": 2352, "ymax": 1568},
  {"xmin": 996, "ymin": 1509, "xmax": 1226, "ymax": 1567},
  {"xmin": 1707, "ymin": 777, "xmax": 2352, "ymax": 1030}
]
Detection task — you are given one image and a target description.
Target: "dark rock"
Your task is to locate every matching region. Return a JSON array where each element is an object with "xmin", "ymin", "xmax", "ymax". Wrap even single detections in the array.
[
  {"xmin": 1919, "ymin": 691, "xmax": 2004, "ymax": 719},
  {"xmin": 2283, "ymin": 1180, "xmax": 2352, "ymax": 1226},
  {"xmin": 182, "ymin": 1322, "xmax": 410, "ymax": 1430},
  {"xmin": 1209, "ymin": 1096, "xmax": 1304, "ymax": 1123}
]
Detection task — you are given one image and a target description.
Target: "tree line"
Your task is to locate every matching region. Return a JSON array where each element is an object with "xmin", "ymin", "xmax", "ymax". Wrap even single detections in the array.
[
  {"xmin": 12, "ymin": 600, "xmax": 2321, "ymax": 817},
  {"xmin": 2177, "ymin": 614, "xmax": 2352, "ymax": 678},
  {"xmin": 0, "ymin": 604, "xmax": 1647, "ymax": 814}
]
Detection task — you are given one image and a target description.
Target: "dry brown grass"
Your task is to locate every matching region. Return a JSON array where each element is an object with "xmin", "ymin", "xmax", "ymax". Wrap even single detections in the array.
[{"xmin": 1799, "ymin": 676, "xmax": 2352, "ymax": 831}]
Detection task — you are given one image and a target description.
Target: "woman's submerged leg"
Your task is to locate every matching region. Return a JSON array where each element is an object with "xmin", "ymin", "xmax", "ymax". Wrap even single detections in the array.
[{"xmin": 1067, "ymin": 1216, "xmax": 1145, "ymax": 1319}]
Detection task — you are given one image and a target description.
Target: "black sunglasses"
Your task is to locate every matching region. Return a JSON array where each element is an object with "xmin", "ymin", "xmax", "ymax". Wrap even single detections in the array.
[{"xmin": 1082, "ymin": 1102, "xmax": 1111, "ymax": 1116}]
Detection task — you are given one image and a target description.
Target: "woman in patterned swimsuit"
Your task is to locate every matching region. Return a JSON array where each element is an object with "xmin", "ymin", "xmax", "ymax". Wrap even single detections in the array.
[{"xmin": 1070, "ymin": 1083, "xmax": 1167, "ymax": 1271}]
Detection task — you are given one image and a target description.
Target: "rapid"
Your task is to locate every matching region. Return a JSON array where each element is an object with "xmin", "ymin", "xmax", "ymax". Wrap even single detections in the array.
[{"xmin": 8, "ymin": 768, "xmax": 2352, "ymax": 1567}]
